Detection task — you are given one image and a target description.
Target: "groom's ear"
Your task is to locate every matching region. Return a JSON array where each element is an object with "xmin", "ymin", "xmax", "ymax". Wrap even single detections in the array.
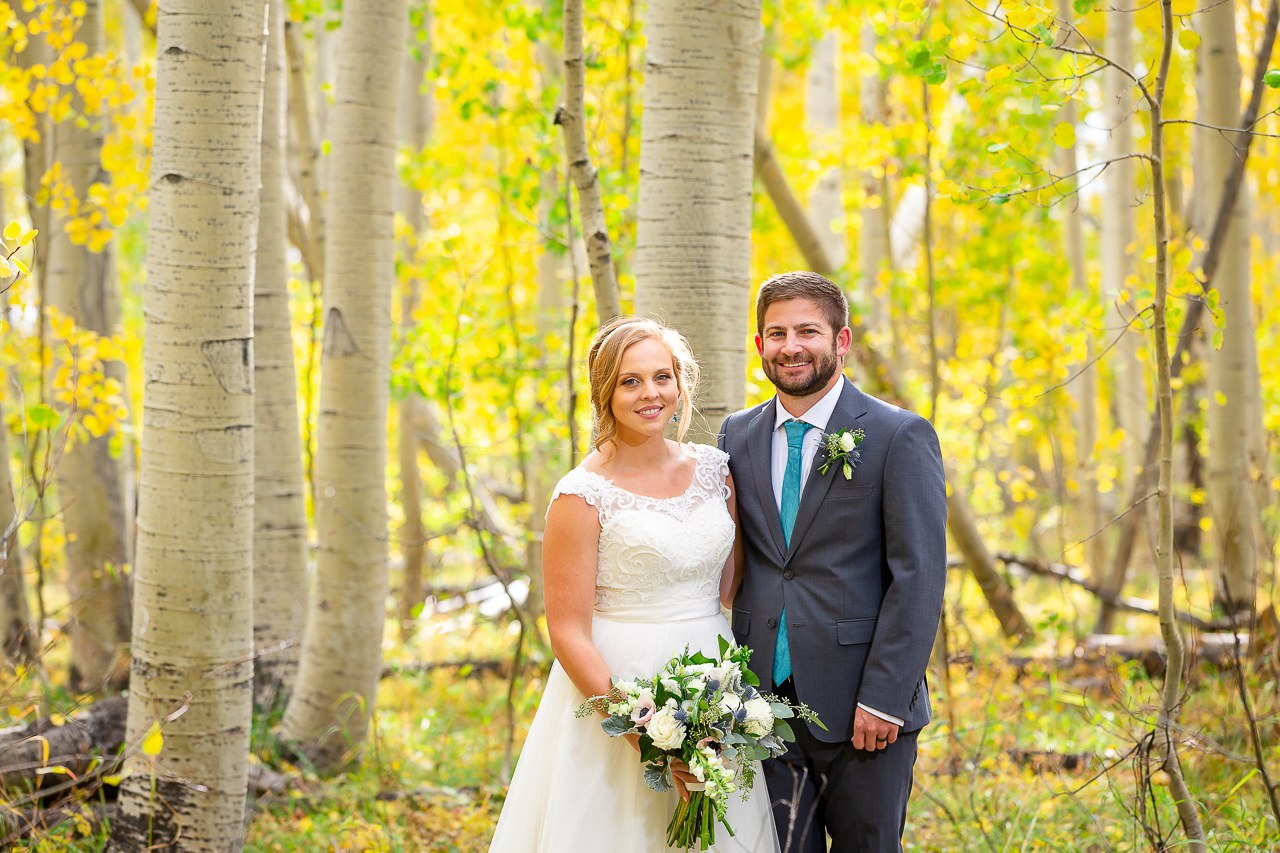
[
  {"xmin": 753, "ymin": 334, "xmax": 764, "ymax": 357},
  {"xmin": 836, "ymin": 325, "xmax": 853, "ymax": 358}
]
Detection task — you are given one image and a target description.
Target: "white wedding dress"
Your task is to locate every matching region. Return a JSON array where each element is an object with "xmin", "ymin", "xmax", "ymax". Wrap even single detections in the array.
[{"xmin": 488, "ymin": 444, "xmax": 779, "ymax": 853}]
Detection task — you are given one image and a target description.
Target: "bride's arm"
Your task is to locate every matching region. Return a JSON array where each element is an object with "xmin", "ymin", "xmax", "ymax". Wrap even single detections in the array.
[
  {"xmin": 542, "ymin": 493, "xmax": 615, "ymax": 703},
  {"xmin": 719, "ymin": 472, "xmax": 744, "ymax": 607}
]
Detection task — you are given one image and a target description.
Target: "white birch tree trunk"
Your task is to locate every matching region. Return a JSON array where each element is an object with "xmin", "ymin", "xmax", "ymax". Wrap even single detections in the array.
[
  {"xmin": 858, "ymin": 24, "xmax": 892, "ymax": 355},
  {"xmin": 396, "ymin": 13, "xmax": 431, "ymax": 639},
  {"xmin": 633, "ymin": 0, "xmax": 763, "ymax": 443},
  {"xmin": 44, "ymin": 0, "xmax": 132, "ymax": 694},
  {"xmin": 280, "ymin": 0, "xmax": 405, "ymax": 771},
  {"xmin": 106, "ymin": 2, "xmax": 266, "ymax": 850},
  {"xmin": 805, "ymin": 0, "xmax": 845, "ymax": 268},
  {"xmin": 1197, "ymin": 0, "xmax": 1261, "ymax": 613},
  {"xmin": 253, "ymin": 0, "xmax": 308, "ymax": 708},
  {"xmin": 1103, "ymin": 3, "xmax": 1146, "ymax": 494}
]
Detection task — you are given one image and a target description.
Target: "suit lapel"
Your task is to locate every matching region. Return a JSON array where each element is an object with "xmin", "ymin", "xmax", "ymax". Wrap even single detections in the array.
[
  {"xmin": 784, "ymin": 379, "xmax": 870, "ymax": 564},
  {"xmin": 747, "ymin": 398, "xmax": 787, "ymax": 559}
]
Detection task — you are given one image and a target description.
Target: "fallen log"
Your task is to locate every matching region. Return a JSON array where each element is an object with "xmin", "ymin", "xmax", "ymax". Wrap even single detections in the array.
[
  {"xmin": 994, "ymin": 552, "xmax": 1235, "ymax": 632},
  {"xmin": 0, "ymin": 696, "xmax": 126, "ymax": 790},
  {"xmin": 381, "ymin": 658, "xmax": 507, "ymax": 680}
]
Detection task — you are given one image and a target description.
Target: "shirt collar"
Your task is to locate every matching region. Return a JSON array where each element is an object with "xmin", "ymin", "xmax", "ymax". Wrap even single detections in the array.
[{"xmin": 773, "ymin": 375, "xmax": 846, "ymax": 434}]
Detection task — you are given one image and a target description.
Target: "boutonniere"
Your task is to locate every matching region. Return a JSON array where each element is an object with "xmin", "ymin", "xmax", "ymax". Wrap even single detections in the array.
[{"xmin": 818, "ymin": 427, "xmax": 865, "ymax": 480}]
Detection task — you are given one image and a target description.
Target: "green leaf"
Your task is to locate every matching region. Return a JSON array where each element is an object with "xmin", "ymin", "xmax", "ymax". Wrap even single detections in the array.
[
  {"xmin": 1178, "ymin": 29, "xmax": 1201, "ymax": 50},
  {"xmin": 742, "ymin": 668, "xmax": 759, "ymax": 687},
  {"xmin": 1072, "ymin": 0, "xmax": 1099, "ymax": 13},
  {"xmin": 1211, "ymin": 328, "xmax": 1224, "ymax": 350},
  {"xmin": 986, "ymin": 142, "xmax": 1008, "ymax": 153},
  {"xmin": 27, "ymin": 404, "xmax": 60, "ymax": 430},
  {"xmin": 1265, "ymin": 69, "xmax": 1280, "ymax": 89},
  {"xmin": 991, "ymin": 193, "xmax": 1011, "ymax": 205},
  {"xmin": 769, "ymin": 702, "xmax": 794, "ymax": 719},
  {"xmin": 601, "ymin": 716, "xmax": 631, "ymax": 737},
  {"xmin": 718, "ymin": 635, "xmax": 730, "ymax": 657},
  {"xmin": 772, "ymin": 719, "xmax": 795, "ymax": 741}
]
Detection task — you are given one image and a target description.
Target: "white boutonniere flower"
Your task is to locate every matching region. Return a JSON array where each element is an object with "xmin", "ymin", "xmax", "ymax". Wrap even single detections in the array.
[{"xmin": 818, "ymin": 427, "xmax": 865, "ymax": 480}]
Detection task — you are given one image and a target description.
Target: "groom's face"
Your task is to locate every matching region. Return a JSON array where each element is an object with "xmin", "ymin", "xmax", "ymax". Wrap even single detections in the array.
[{"xmin": 755, "ymin": 298, "xmax": 851, "ymax": 399}]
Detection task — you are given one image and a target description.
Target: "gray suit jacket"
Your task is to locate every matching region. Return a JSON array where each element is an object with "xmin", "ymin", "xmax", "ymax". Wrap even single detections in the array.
[{"xmin": 718, "ymin": 378, "xmax": 947, "ymax": 741}]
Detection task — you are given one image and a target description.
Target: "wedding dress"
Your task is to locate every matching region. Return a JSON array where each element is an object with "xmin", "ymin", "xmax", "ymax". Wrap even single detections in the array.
[{"xmin": 488, "ymin": 444, "xmax": 779, "ymax": 853}]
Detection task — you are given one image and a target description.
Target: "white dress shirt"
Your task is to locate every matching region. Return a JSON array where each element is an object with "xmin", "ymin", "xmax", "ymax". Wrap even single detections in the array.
[{"xmin": 771, "ymin": 377, "xmax": 904, "ymax": 728}]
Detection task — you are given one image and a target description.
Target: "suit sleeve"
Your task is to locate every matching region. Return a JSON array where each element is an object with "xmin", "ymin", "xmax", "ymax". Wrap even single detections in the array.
[
  {"xmin": 855, "ymin": 415, "xmax": 947, "ymax": 721},
  {"xmin": 717, "ymin": 414, "xmax": 732, "ymax": 452}
]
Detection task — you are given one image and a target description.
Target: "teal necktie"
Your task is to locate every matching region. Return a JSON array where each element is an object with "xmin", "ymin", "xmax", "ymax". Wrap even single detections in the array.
[{"xmin": 773, "ymin": 419, "xmax": 812, "ymax": 686}]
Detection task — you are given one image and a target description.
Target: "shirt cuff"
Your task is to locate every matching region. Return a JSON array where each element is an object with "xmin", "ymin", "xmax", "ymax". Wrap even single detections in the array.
[{"xmin": 858, "ymin": 703, "xmax": 904, "ymax": 727}]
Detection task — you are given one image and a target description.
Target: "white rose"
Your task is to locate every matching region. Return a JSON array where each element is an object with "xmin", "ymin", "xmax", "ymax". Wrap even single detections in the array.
[
  {"xmin": 646, "ymin": 707, "xmax": 686, "ymax": 751},
  {"xmin": 661, "ymin": 677, "xmax": 682, "ymax": 695},
  {"xmin": 838, "ymin": 431, "xmax": 856, "ymax": 452},
  {"xmin": 685, "ymin": 663, "xmax": 715, "ymax": 676},
  {"xmin": 743, "ymin": 697, "xmax": 774, "ymax": 737},
  {"xmin": 616, "ymin": 680, "xmax": 640, "ymax": 697},
  {"xmin": 719, "ymin": 693, "xmax": 742, "ymax": 716},
  {"xmin": 686, "ymin": 677, "xmax": 707, "ymax": 695}
]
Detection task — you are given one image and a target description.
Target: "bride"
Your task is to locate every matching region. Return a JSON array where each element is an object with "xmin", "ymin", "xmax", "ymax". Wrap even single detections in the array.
[{"xmin": 488, "ymin": 317, "xmax": 778, "ymax": 852}]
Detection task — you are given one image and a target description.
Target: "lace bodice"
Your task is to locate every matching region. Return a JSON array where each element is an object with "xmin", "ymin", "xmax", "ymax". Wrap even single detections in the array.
[{"xmin": 550, "ymin": 444, "xmax": 734, "ymax": 608}]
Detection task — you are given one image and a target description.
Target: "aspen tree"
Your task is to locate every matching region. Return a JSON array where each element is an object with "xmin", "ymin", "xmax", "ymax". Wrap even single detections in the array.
[
  {"xmin": 633, "ymin": 0, "xmax": 764, "ymax": 443},
  {"xmin": 253, "ymin": 0, "xmax": 308, "ymax": 707},
  {"xmin": 396, "ymin": 10, "xmax": 432, "ymax": 639},
  {"xmin": 858, "ymin": 23, "xmax": 893, "ymax": 357},
  {"xmin": 1102, "ymin": 2, "xmax": 1146, "ymax": 497},
  {"xmin": 107, "ymin": 2, "xmax": 266, "ymax": 849},
  {"xmin": 805, "ymin": 0, "xmax": 845, "ymax": 268},
  {"xmin": 1197, "ymin": 0, "xmax": 1262, "ymax": 614},
  {"xmin": 0, "ymin": 394, "xmax": 35, "ymax": 663},
  {"xmin": 45, "ymin": 0, "xmax": 133, "ymax": 693},
  {"xmin": 281, "ymin": 0, "xmax": 406, "ymax": 771}
]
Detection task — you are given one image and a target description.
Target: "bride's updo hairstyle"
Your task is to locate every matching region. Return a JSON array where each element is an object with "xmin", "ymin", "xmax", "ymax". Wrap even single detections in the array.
[{"xmin": 585, "ymin": 316, "xmax": 700, "ymax": 454}]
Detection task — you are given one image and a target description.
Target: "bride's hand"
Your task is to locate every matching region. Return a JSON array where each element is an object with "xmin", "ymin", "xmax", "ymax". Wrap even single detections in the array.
[{"xmin": 670, "ymin": 758, "xmax": 698, "ymax": 803}]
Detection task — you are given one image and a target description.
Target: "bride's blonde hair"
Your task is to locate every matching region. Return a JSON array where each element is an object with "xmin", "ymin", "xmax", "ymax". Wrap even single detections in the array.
[{"xmin": 585, "ymin": 317, "xmax": 700, "ymax": 454}]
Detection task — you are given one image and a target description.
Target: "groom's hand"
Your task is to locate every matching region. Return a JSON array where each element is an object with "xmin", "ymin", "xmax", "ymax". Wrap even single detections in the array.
[{"xmin": 851, "ymin": 706, "xmax": 899, "ymax": 752}]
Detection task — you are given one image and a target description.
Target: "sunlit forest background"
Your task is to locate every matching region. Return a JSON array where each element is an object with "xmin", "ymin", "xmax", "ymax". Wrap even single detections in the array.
[{"xmin": 0, "ymin": 0, "xmax": 1278, "ymax": 850}]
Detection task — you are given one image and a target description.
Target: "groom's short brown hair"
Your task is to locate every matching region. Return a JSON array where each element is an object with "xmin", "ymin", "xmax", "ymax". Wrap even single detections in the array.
[{"xmin": 755, "ymin": 270, "xmax": 850, "ymax": 337}]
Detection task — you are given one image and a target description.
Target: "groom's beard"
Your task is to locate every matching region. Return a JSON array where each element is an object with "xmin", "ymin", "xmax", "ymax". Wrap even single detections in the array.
[{"xmin": 762, "ymin": 342, "xmax": 840, "ymax": 398}]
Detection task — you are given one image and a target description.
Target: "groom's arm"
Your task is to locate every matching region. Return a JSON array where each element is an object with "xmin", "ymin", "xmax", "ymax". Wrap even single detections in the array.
[{"xmin": 855, "ymin": 414, "xmax": 947, "ymax": 723}]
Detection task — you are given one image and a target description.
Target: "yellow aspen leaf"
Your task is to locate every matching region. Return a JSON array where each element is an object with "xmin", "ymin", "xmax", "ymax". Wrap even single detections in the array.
[
  {"xmin": 48, "ymin": 713, "xmax": 66, "ymax": 726},
  {"xmin": 1198, "ymin": 517, "xmax": 1213, "ymax": 532},
  {"xmin": 928, "ymin": 20, "xmax": 950, "ymax": 42},
  {"xmin": 142, "ymin": 721, "xmax": 163, "ymax": 756},
  {"xmin": 1052, "ymin": 122, "xmax": 1076, "ymax": 149},
  {"xmin": 986, "ymin": 64, "xmax": 1011, "ymax": 83},
  {"xmin": 1178, "ymin": 29, "xmax": 1200, "ymax": 50},
  {"xmin": 19, "ymin": 228, "xmax": 36, "ymax": 247},
  {"xmin": 87, "ymin": 229, "xmax": 112, "ymax": 252},
  {"xmin": 3, "ymin": 221, "xmax": 20, "ymax": 241}
]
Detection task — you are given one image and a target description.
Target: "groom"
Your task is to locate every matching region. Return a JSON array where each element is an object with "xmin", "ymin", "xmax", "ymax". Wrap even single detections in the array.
[{"xmin": 718, "ymin": 271, "xmax": 947, "ymax": 853}]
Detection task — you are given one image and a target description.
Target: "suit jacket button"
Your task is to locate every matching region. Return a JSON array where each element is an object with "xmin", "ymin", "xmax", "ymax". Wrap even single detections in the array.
[
  {"xmin": 782, "ymin": 569, "xmax": 794, "ymax": 580},
  {"xmin": 767, "ymin": 617, "xmax": 777, "ymax": 629}
]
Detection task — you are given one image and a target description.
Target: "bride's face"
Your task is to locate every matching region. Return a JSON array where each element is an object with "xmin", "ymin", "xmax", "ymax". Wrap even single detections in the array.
[{"xmin": 610, "ymin": 337, "xmax": 679, "ymax": 443}]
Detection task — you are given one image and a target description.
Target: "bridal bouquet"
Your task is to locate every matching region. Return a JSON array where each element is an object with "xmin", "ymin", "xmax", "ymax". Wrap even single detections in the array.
[{"xmin": 577, "ymin": 637, "xmax": 823, "ymax": 850}]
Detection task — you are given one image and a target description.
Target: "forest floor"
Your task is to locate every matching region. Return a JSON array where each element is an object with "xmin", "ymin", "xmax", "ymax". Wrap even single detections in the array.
[{"xmin": 7, "ymin": 573, "xmax": 1279, "ymax": 852}]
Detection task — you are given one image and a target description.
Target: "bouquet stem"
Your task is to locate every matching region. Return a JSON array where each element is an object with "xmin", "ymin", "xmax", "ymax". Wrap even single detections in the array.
[{"xmin": 667, "ymin": 791, "xmax": 734, "ymax": 850}]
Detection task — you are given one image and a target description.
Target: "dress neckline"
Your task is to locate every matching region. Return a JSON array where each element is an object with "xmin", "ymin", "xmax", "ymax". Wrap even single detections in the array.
[{"xmin": 576, "ymin": 445, "xmax": 705, "ymax": 502}]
